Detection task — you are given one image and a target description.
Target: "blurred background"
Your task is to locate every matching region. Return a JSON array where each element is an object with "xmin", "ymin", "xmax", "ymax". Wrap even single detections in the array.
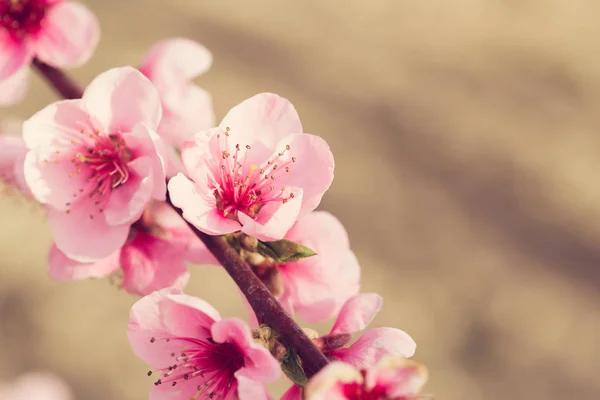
[{"xmin": 1, "ymin": 0, "xmax": 600, "ymax": 399}]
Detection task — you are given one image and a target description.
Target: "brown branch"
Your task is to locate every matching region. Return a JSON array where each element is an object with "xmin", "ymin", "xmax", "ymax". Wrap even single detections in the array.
[
  {"xmin": 32, "ymin": 59, "xmax": 84, "ymax": 99},
  {"xmin": 32, "ymin": 61, "xmax": 330, "ymax": 378}
]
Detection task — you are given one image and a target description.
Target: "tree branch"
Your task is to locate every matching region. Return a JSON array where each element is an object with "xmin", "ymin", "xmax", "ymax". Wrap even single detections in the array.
[{"xmin": 32, "ymin": 61, "xmax": 330, "ymax": 378}]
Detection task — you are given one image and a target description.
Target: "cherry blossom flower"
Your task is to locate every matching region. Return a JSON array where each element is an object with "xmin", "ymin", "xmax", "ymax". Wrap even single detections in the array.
[
  {"xmin": 192, "ymin": 211, "xmax": 360, "ymax": 324},
  {"xmin": 0, "ymin": 119, "xmax": 30, "ymax": 195},
  {"xmin": 23, "ymin": 67, "xmax": 167, "ymax": 262},
  {"xmin": 303, "ymin": 356, "xmax": 428, "ymax": 400},
  {"xmin": 48, "ymin": 201, "xmax": 201, "ymax": 296},
  {"xmin": 281, "ymin": 293, "xmax": 416, "ymax": 400},
  {"xmin": 0, "ymin": 0, "xmax": 99, "ymax": 105},
  {"xmin": 0, "ymin": 372, "xmax": 73, "ymax": 400},
  {"xmin": 139, "ymin": 38, "xmax": 214, "ymax": 157},
  {"xmin": 168, "ymin": 92, "xmax": 335, "ymax": 241},
  {"xmin": 128, "ymin": 288, "xmax": 280, "ymax": 400}
]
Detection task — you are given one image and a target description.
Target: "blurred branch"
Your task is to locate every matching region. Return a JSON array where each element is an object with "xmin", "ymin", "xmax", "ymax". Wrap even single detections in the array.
[{"xmin": 32, "ymin": 60, "xmax": 84, "ymax": 99}]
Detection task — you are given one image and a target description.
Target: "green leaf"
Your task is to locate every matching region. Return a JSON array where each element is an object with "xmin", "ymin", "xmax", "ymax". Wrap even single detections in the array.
[
  {"xmin": 257, "ymin": 238, "xmax": 317, "ymax": 263},
  {"xmin": 281, "ymin": 346, "xmax": 308, "ymax": 387}
]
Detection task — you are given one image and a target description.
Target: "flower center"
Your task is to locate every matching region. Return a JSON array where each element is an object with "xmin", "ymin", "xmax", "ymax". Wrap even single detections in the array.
[
  {"xmin": 61, "ymin": 132, "xmax": 132, "ymax": 217},
  {"xmin": 211, "ymin": 127, "xmax": 296, "ymax": 221},
  {"xmin": 342, "ymin": 378, "xmax": 391, "ymax": 400},
  {"xmin": 148, "ymin": 336, "xmax": 245, "ymax": 399},
  {"xmin": 0, "ymin": 0, "xmax": 49, "ymax": 41}
]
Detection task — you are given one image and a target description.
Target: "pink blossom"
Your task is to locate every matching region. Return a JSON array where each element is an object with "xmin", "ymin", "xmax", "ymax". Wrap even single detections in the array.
[
  {"xmin": 139, "ymin": 38, "xmax": 214, "ymax": 151},
  {"xmin": 0, "ymin": 0, "xmax": 99, "ymax": 105},
  {"xmin": 23, "ymin": 67, "xmax": 167, "ymax": 262},
  {"xmin": 192, "ymin": 211, "xmax": 360, "ymax": 324},
  {"xmin": 0, "ymin": 372, "xmax": 73, "ymax": 400},
  {"xmin": 303, "ymin": 356, "xmax": 428, "ymax": 400},
  {"xmin": 0, "ymin": 120, "xmax": 30, "ymax": 195},
  {"xmin": 168, "ymin": 93, "xmax": 335, "ymax": 241},
  {"xmin": 281, "ymin": 294, "xmax": 416, "ymax": 400},
  {"xmin": 49, "ymin": 201, "xmax": 202, "ymax": 296},
  {"xmin": 128, "ymin": 288, "xmax": 280, "ymax": 400}
]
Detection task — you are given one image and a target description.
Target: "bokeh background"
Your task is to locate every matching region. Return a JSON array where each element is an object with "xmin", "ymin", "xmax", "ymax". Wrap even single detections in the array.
[{"xmin": 1, "ymin": 0, "xmax": 600, "ymax": 399}]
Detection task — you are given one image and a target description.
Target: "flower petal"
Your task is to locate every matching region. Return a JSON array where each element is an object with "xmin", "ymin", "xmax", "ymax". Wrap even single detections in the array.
[
  {"xmin": 125, "ymin": 124, "xmax": 167, "ymax": 199},
  {"xmin": 212, "ymin": 318, "xmax": 281, "ymax": 383},
  {"xmin": 366, "ymin": 357, "xmax": 428, "ymax": 397},
  {"xmin": 330, "ymin": 328, "xmax": 416, "ymax": 370},
  {"xmin": 168, "ymin": 173, "xmax": 241, "ymax": 235},
  {"xmin": 49, "ymin": 242, "xmax": 120, "ymax": 281},
  {"xmin": 120, "ymin": 231, "xmax": 190, "ymax": 296},
  {"xmin": 0, "ymin": 30, "xmax": 34, "ymax": 79},
  {"xmin": 103, "ymin": 156, "xmax": 154, "ymax": 226},
  {"xmin": 33, "ymin": 2, "xmax": 99, "ymax": 68},
  {"xmin": 47, "ymin": 198, "xmax": 130, "ymax": 262},
  {"xmin": 219, "ymin": 93, "xmax": 302, "ymax": 149},
  {"xmin": 238, "ymin": 188, "xmax": 303, "ymax": 241},
  {"xmin": 128, "ymin": 288, "xmax": 188, "ymax": 368},
  {"xmin": 82, "ymin": 67, "xmax": 162, "ymax": 133},
  {"xmin": 236, "ymin": 375, "xmax": 271, "ymax": 400},
  {"xmin": 160, "ymin": 292, "xmax": 221, "ymax": 338},
  {"xmin": 0, "ymin": 66, "xmax": 29, "ymax": 106},
  {"xmin": 274, "ymin": 133, "xmax": 334, "ymax": 217},
  {"xmin": 330, "ymin": 293, "xmax": 382, "ymax": 335},
  {"xmin": 304, "ymin": 362, "xmax": 363, "ymax": 400},
  {"xmin": 140, "ymin": 38, "xmax": 212, "ymax": 93}
]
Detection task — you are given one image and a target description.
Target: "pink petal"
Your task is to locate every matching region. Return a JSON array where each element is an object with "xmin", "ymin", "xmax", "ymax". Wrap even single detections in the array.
[
  {"xmin": 125, "ymin": 124, "xmax": 167, "ymax": 199},
  {"xmin": 158, "ymin": 85, "xmax": 215, "ymax": 148},
  {"xmin": 104, "ymin": 156, "xmax": 154, "ymax": 226},
  {"xmin": 274, "ymin": 133, "xmax": 334, "ymax": 218},
  {"xmin": 212, "ymin": 318, "xmax": 281, "ymax": 383},
  {"xmin": 32, "ymin": 2, "xmax": 99, "ymax": 69},
  {"xmin": 0, "ymin": 66, "xmax": 29, "ymax": 106},
  {"xmin": 281, "ymin": 212, "xmax": 360, "ymax": 323},
  {"xmin": 0, "ymin": 372, "xmax": 74, "ymax": 400},
  {"xmin": 219, "ymin": 93, "xmax": 302, "ymax": 149},
  {"xmin": 280, "ymin": 385, "xmax": 303, "ymax": 400},
  {"xmin": 236, "ymin": 375, "xmax": 271, "ymax": 400},
  {"xmin": 22, "ymin": 99, "xmax": 88, "ymax": 150},
  {"xmin": 49, "ymin": 242, "xmax": 120, "ymax": 281},
  {"xmin": 82, "ymin": 67, "xmax": 162, "ymax": 133},
  {"xmin": 0, "ymin": 128, "xmax": 29, "ymax": 195},
  {"xmin": 168, "ymin": 173, "xmax": 241, "ymax": 235},
  {"xmin": 330, "ymin": 293, "xmax": 382, "ymax": 335},
  {"xmin": 120, "ymin": 231, "xmax": 190, "ymax": 296},
  {"xmin": 160, "ymin": 292, "xmax": 221, "ymax": 338},
  {"xmin": 128, "ymin": 288, "xmax": 188, "ymax": 368},
  {"xmin": 47, "ymin": 198, "xmax": 130, "ymax": 262},
  {"xmin": 238, "ymin": 188, "xmax": 303, "ymax": 241},
  {"xmin": 0, "ymin": 30, "xmax": 34, "ymax": 80},
  {"xmin": 140, "ymin": 38, "xmax": 212, "ymax": 93},
  {"xmin": 303, "ymin": 362, "xmax": 363, "ymax": 400},
  {"xmin": 366, "ymin": 357, "xmax": 428, "ymax": 397},
  {"xmin": 149, "ymin": 380, "xmax": 200, "ymax": 400},
  {"xmin": 330, "ymin": 328, "xmax": 417, "ymax": 370}
]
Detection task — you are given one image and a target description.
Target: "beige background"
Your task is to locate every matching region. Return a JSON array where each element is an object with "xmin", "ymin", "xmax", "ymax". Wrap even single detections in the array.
[{"xmin": 1, "ymin": 0, "xmax": 600, "ymax": 399}]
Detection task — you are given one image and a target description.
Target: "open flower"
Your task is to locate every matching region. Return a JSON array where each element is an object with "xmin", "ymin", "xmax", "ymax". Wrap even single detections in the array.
[
  {"xmin": 0, "ymin": 372, "xmax": 73, "ymax": 400},
  {"xmin": 282, "ymin": 293, "xmax": 416, "ymax": 400},
  {"xmin": 304, "ymin": 356, "xmax": 428, "ymax": 400},
  {"xmin": 169, "ymin": 92, "xmax": 335, "ymax": 241},
  {"xmin": 0, "ymin": 0, "xmax": 99, "ymax": 105},
  {"xmin": 23, "ymin": 67, "xmax": 167, "ymax": 262},
  {"xmin": 139, "ymin": 38, "xmax": 214, "ymax": 151},
  {"xmin": 139, "ymin": 38, "xmax": 214, "ymax": 177},
  {"xmin": 192, "ymin": 211, "xmax": 360, "ymax": 324},
  {"xmin": 128, "ymin": 288, "xmax": 280, "ymax": 400},
  {"xmin": 0, "ymin": 119, "xmax": 30, "ymax": 195},
  {"xmin": 49, "ymin": 201, "xmax": 199, "ymax": 296}
]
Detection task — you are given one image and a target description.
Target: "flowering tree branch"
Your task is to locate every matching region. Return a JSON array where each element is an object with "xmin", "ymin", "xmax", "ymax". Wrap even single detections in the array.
[{"xmin": 32, "ymin": 60, "xmax": 330, "ymax": 378}]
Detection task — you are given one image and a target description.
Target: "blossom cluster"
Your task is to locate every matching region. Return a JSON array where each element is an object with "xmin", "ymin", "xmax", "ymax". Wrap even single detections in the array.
[{"xmin": 0, "ymin": 1, "xmax": 430, "ymax": 399}]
